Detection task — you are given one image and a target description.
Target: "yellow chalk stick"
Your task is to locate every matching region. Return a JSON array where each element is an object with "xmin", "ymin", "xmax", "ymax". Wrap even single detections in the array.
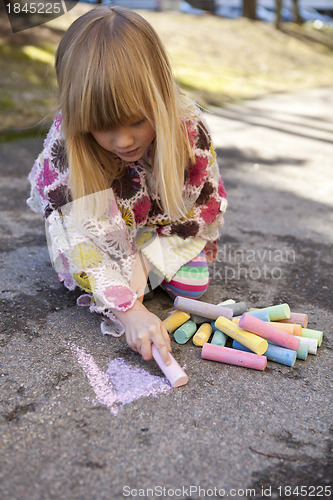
[
  {"xmin": 215, "ymin": 316, "xmax": 268, "ymax": 356},
  {"xmin": 163, "ymin": 310, "xmax": 191, "ymax": 333},
  {"xmin": 193, "ymin": 323, "xmax": 213, "ymax": 347}
]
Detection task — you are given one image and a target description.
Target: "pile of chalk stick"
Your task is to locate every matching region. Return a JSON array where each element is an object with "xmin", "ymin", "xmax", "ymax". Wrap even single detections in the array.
[{"xmin": 161, "ymin": 297, "xmax": 323, "ymax": 380}]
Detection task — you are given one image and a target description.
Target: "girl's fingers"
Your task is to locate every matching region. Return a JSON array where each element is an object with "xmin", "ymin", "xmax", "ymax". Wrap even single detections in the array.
[
  {"xmin": 157, "ymin": 344, "xmax": 172, "ymax": 365},
  {"xmin": 139, "ymin": 338, "xmax": 153, "ymax": 361},
  {"xmin": 160, "ymin": 324, "xmax": 172, "ymax": 351},
  {"xmin": 151, "ymin": 333, "xmax": 172, "ymax": 365},
  {"xmin": 125, "ymin": 315, "xmax": 172, "ymax": 364}
]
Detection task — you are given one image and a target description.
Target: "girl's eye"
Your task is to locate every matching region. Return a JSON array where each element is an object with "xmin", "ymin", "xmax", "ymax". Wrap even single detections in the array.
[{"xmin": 132, "ymin": 119, "xmax": 145, "ymax": 127}]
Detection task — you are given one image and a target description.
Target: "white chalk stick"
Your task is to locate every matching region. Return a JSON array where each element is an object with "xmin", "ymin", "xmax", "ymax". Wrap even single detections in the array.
[
  {"xmin": 297, "ymin": 336, "xmax": 318, "ymax": 355},
  {"xmin": 218, "ymin": 299, "xmax": 236, "ymax": 306}
]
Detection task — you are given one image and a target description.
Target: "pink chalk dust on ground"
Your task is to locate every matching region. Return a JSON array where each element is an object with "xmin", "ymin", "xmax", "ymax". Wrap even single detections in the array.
[{"xmin": 70, "ymin": 344, "xmax": 172, "ymax": 415}]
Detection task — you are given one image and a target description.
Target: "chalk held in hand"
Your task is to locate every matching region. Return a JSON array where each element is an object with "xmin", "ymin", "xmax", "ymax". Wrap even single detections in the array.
[
  {"xmin": 215, "ymin": 316, "xmax": 268, "ymax": 356},
  {"xmin": 152, "ymin": 344, "xmax": 188, "ymax": 388},
  {"xmin": 163, "ymin": 310, "xmax": 190, "ymax": 333},
  {"xmin": 174, "ymin": 296, "xmax": 233, "ymax": 320},
  {"xmin": 202, "ymin": 343, "xmax": 267, "ymax": 371},
  {"xmin": 239, "ymin": 313, "xmax": 300, "ymax": 351},
  {"xmin": 193, "ymin": 323, "xmax": 213, "ymax": 346},
  {"xmin": 174, "ymin": 320, "xmax": 197, "ymax": 344}
]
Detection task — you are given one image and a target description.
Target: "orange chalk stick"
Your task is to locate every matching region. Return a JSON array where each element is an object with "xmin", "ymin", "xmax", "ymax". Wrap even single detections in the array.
[{"xmin": 269, "ymin": 322, "xmax": 302, "ymax": 336}]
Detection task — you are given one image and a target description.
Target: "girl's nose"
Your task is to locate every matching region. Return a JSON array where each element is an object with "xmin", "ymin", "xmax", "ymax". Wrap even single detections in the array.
[{"xmin": 113, "ymin": 127, "xmax": 135, "ymax": 149}]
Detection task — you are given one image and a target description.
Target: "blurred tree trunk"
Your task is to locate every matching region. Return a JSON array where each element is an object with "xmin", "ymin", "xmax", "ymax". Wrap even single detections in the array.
[
  {"xmin": 292, "ymin": 0, "xmax": 302, "ymax": 24},
  {"xmin": 275, "ymin": 0, "xmax": 282, "ymax": 29},
  {"xmin": 242, "ymin": 0, "xmax": 257, "ymax": 20},
  {"xmin": 186, "ymin": 0, "xmax": 216, "ymax": 13}
]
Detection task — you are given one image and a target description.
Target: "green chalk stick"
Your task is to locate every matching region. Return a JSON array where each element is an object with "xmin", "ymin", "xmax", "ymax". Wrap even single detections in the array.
[
  {"xmin": 250, "ymin": 303, "xmax": 291, "ymax": 321},
  {"xmin": 210, "ymin": 321, "xmax": 228, "ymax": 346},
  {"xmin": 174, "ymin": 320, "xmax": 197, "ymax": 344},
  {"xmin": 301, "ymin": 328, "xmax": 323, "ymax": 347},
  {"xmin": 296, "ymin": 343, "xmax": 308, "ymax": 360},
  {"xmin": 211, "ymin": 329, "xmax": 228, "ymax": 347}
]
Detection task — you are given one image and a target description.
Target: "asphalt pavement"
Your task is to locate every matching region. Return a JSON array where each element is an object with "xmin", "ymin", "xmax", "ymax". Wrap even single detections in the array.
[{"xmin": 0, "ymin": 87, "xmax": 332, "ymax": 500}]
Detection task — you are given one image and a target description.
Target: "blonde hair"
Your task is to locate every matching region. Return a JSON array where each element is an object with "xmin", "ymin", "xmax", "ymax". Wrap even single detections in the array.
[{"xmin": 55, "ymin": 5, "xmax": 199, "ymax": 220}]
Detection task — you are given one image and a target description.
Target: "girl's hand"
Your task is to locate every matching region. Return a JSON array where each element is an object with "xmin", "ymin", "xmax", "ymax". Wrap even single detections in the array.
[{"xmin": 113, "ymin": 300, "xmax": 172, "ymax": 365}]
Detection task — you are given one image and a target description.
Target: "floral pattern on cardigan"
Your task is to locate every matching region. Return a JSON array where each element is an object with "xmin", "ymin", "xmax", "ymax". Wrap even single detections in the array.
[{"xmin": 27, "ymin": 112, "xmax": 227, "ymax": 329}]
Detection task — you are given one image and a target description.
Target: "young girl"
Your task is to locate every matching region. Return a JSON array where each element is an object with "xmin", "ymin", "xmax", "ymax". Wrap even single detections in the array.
[{"xmin": 27, "ymin": 6, "xmax": 227, "ymax": 367}]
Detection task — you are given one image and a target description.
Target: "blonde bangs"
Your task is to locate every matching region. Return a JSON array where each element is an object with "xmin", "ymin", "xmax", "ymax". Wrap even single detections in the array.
[{"xmin": 77, "ymin": 51, "xmax": 154, "ymax": 135}]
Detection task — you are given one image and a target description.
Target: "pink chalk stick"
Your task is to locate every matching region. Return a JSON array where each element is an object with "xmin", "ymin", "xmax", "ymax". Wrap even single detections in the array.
[
  {"xmin": 152, "ymin": 344, "xmax": 189, "ymax": 388},
  {"xmin": 279, "ymin": 312, "xmax": 308, "ymax": 328},
  {"xmin": 239, "ymin": 313, "xmax": 300, "ymax": 351},
  {"xmin": 201, "ymin": 343, "xmax": 267, "ymax": 371}
]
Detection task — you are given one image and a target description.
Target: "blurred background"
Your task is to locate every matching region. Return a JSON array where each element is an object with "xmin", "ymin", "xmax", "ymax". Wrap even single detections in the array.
[{"xmin": 0, "ymin": 0, "xmax": 333, "ymax": 136}]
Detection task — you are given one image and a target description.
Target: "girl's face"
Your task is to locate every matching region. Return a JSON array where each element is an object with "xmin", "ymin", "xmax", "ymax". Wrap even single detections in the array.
[{"xmin": 92, "ymin": 118, "xmax": 155, "ymax": 162}]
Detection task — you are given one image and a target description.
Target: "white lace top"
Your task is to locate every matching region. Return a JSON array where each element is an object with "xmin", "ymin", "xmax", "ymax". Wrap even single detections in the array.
[{"xmin": 27, "ymin": 112, "xmax": 227, "ymax": 335}]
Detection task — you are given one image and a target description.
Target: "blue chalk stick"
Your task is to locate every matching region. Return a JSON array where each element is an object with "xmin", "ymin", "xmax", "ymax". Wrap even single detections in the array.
[
  {"xmin": 267, "ymin": 339, "xmax": 308, "ymax": 361},
  {"xmin": 234, "ymin": 310, "xmax": 270, "ymax": 322},
  {"xmin": 232, "ymin": 340, "xmax": 296, "ymax": 367}
]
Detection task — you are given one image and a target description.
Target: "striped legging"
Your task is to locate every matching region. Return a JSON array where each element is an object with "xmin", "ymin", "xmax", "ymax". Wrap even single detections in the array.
[{"xmin": 160, "ymin": 251, "xmax": 209, "ymax": 299}]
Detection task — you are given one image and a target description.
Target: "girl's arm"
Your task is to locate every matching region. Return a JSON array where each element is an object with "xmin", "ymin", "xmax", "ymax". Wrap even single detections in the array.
[
  {"xmin": 27, "ymin": 116, "xmax": 171, "ymax": 363},
  {"xmin": 44, "ymin": 191, "xmax": 173, "ymax": 364}
]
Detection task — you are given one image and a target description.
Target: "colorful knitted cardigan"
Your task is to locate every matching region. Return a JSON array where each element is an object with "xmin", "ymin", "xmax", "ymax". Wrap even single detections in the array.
[{"xmin": 27, "ymin": 112, "xmax": 227, "ymax": 335}]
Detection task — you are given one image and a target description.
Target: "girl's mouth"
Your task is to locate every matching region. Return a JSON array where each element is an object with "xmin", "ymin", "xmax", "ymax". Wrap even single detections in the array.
[{"xmin": 118, "ymin": 148, "xmax": 139, "ymax": 158}]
